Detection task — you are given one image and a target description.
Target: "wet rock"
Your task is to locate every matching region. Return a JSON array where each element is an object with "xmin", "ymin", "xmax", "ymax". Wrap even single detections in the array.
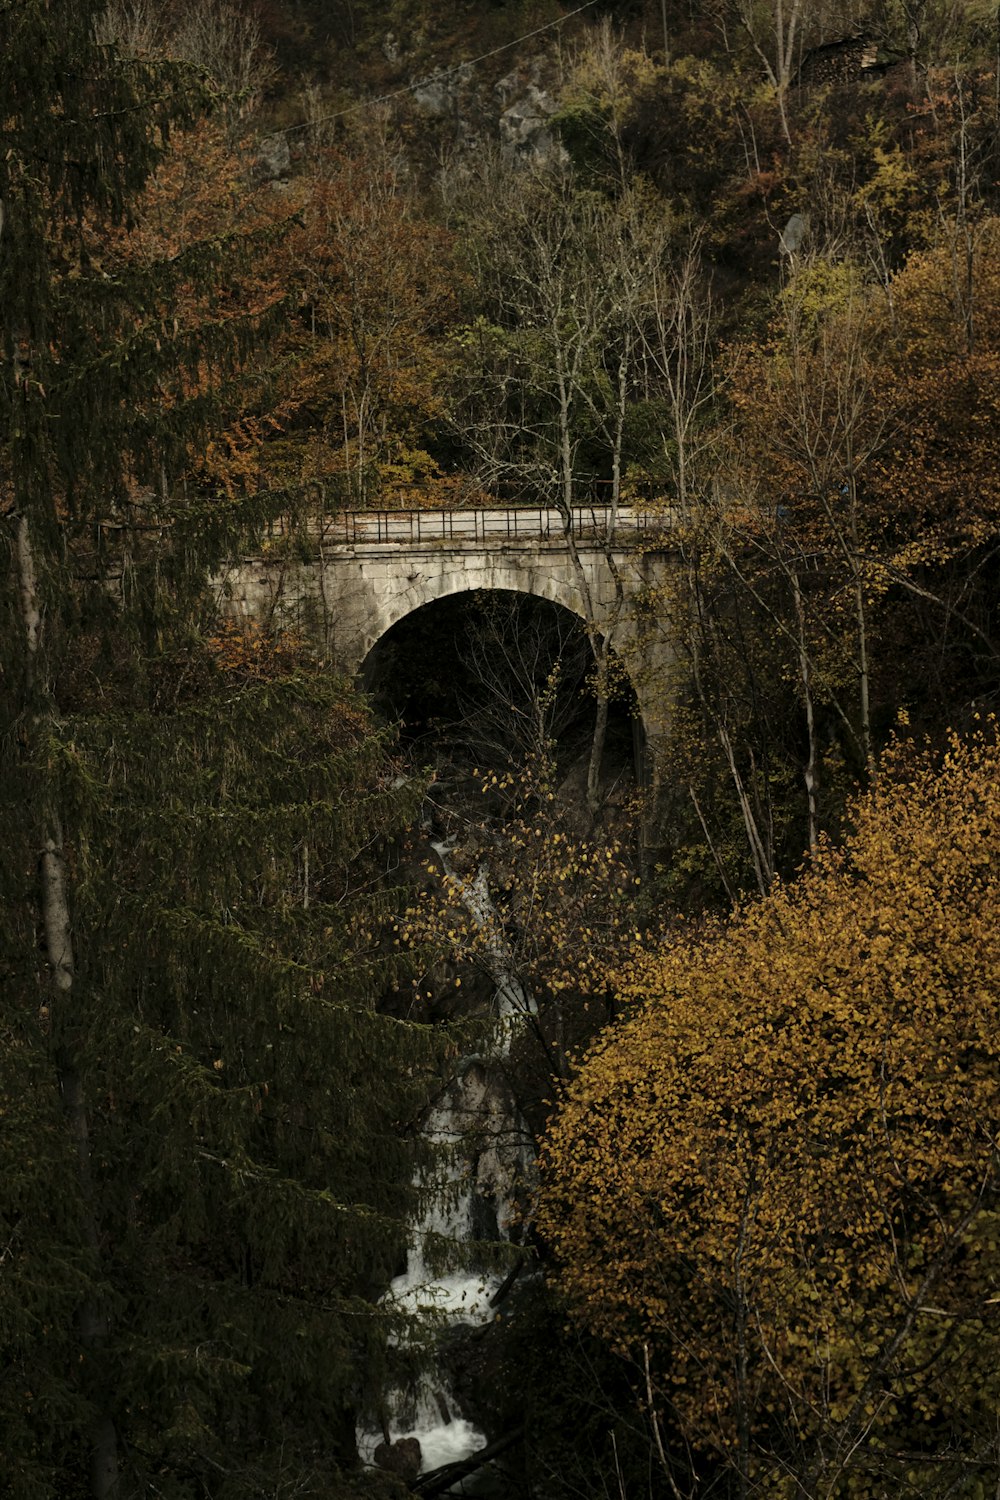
[
  {"xmin": 445, "ymin": 842, "xmax": 480, "ymax": 877},
  {"xmin": 451, "ymin": 1062, "xmax": 534, "ymax": 1238},
  {"xmin": 373, "ymin": 1435, "xmax": 422, "ymax": 1480},
  {"xmin": 442, "ymin": 1278, "xmax": 538, "ymax": 1442}
]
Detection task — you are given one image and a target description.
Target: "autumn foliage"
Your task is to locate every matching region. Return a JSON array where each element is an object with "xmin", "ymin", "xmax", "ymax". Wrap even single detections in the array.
[{"xmin": 539, "ymin": 726, "xmax": 1000, "ymax": 1495}]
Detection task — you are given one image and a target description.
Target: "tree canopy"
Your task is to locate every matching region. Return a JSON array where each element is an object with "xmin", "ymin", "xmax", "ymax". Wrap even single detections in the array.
[
  {"xmin": 1, "ymin": 4, "xmax": 450, "ymax": 1494},
  {"xmin": 6, "ymin": 1, "xmax": 1000, "ymax": 1494},
  {"xmin": 539, "ymin": 724, "xmax": 1000, "ymax": 1496}
]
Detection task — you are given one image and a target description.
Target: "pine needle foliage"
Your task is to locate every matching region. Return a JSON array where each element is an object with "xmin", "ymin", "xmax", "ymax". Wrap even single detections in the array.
[
  {"xmin": 3, "ymin": 645, "xmax": 446, "ymax": 1495},
  {"xmin": 1, "ymin": 4, "xmax": 449, "ymax": 1494},
  {"xmin": 3, "ymin": 645, "xmax": 444, "ymax": 1496}
]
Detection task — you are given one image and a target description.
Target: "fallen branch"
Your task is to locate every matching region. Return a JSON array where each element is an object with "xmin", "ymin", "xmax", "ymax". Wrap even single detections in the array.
[{"xmin": 410, "ymin": 1425, "xmax": 525, "ymax": 1497}]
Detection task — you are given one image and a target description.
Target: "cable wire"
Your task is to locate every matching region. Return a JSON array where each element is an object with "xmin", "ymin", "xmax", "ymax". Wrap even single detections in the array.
[{"xmin": 278, "ymin": 0, "xmax": 600, "ymax": 136}]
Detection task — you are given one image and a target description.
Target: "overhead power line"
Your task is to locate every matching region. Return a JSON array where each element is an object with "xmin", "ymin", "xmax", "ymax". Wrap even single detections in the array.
[{"xmin": 278, "ymin": 0, "xmax": 601, "ymax": 137}]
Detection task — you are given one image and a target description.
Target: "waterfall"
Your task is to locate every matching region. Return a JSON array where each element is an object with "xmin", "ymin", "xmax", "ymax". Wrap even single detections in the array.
[{"xmin": 359, "ymin": 837, "xmax": 535, "ymax": 1479}]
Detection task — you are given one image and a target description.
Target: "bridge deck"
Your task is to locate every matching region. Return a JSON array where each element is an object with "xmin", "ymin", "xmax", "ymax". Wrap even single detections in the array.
[{"xmin": 276, "ymin": 504, "xmax": 674, "ymax": 547}]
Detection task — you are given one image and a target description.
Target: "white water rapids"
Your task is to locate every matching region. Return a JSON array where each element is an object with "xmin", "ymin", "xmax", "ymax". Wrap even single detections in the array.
[{"xmin": 358, "ymin": 837, "xmax": 536, "ymax": 1479}]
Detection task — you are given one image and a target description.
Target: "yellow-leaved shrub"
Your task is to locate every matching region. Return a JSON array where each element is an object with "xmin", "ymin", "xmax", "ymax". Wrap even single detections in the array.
[{"xmin": 538, "ymin": 725, "xmax": 1000, "ymax": 1495}]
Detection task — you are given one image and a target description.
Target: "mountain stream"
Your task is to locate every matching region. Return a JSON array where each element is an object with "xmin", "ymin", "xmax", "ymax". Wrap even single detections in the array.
[{"xmin": 359, "ymin": 836, "xmax": 536, "ymax": 1483}]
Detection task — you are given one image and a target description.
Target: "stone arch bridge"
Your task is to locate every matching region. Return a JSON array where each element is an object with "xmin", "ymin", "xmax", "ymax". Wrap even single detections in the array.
[{"xmin": 216, "ymin": 504, "xmax": 677, "ymax": 739}]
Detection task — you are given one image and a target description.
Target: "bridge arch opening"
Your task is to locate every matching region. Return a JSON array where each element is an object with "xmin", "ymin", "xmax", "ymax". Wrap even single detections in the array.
[{"xmin": 361, "ymin": 589, "xmax": 642, "ymax": 794}]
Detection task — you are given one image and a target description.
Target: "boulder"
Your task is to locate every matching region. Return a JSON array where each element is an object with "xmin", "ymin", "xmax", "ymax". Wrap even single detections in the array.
[
  {"xmin": 498, "ymin": 82, "xmax": 562, "ymax": 163},
  {"xmin": 373, "ymin": 1435, "xmax": 422, "ymax": 1481},
  {"xmin": 254, "ymin": 133, "xmax": 290, "ymax": 181}
]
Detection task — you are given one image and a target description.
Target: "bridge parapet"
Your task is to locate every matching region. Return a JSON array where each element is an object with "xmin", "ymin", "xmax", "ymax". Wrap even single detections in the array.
[{"xmin": 272, "ymin": 504, "xmax": 675, "ymax": 547}]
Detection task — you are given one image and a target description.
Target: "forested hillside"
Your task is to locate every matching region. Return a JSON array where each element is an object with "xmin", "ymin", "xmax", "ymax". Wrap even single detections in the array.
[{"xmin": 3, "ymin": 1, "xmax": 999, "ymax": 1496}]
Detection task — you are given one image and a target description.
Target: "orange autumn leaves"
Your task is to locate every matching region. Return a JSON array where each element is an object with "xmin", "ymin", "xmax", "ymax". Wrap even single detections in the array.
[
  {"xmin": 725, "ymin": 216, "xmax": 1000, "ymax": 567},
  {"xmin": 98, "ymin": 118, "xmax": 462, "ymax": 508},
  {"xmin": 272, "ymin": 151, "xmax": 461, "ymax": 508}
]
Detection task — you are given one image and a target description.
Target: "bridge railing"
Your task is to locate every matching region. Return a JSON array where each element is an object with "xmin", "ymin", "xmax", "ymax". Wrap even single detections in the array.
[{"xmin": 323, "ymin": 504, "xmax": 673, "ymax": 545}]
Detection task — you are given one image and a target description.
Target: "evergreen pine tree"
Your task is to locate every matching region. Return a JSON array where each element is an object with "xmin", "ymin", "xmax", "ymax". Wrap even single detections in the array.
[{"xmin": 1, "ymin": 5, "xmax": 443, "ymax": 1493}]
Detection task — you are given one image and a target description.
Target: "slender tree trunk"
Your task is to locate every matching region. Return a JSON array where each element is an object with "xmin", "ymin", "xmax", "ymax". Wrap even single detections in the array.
[
  {"xmin": 555, "ymin": 357, "xmax": 613, "ymax": 816},
  {"xmin": 688, "ymin": 604, "xmax": 774, "ymax": 897},
  {"xmin": 952, "ymin": 74, "xmax": 977, "ymax": 357},
  {"xmin": 845, "ymin": 474, "xmax": 873, "ymax": 775},
  {"xmin": 587, "ymin": 671, "xmax": 611, "ymax": 814},
  {"xmin": 644, "ymin": 1343, "xmax": 687, "ymax": 1500},
  {"xmin": 715, "ymin": 533, "xmax": 865, "ymax": 767},
  {"xmin": 683, "ymin": 547, "xmax": 774, "ymax": 897},
  {"xmin": 644, "ymin": 240, "xmax": 714, "ymax": 528},
  {"xmin": 14, "ymin": 513, "xmax": 120, "ymax": 1500},
  {"xmin": 718, "ymin": 721, "xmax": 773, "ymax": 897},
  {"xmin": 791, "ymin": 568, "xmax": 819, "ymax": 848},
  {"xmin": 738, "ymin": 0, "xmax": 802, "ymax": 145},
  {"xmin": 583, "ymin": 333, "xmax": 629, "ymax": 814},
  {"xmin": 340, "ymin": 389, "xmax": 353, "ymax": 504},
  {"xmin": 689, "ymin": 784, "xmax": 737, "ymax": 903}
]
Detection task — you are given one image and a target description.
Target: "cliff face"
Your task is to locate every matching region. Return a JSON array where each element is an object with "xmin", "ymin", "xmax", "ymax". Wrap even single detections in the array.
[{"xmin": 260, "ymin": 1, "xmax": 580, "ymax": 175}]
